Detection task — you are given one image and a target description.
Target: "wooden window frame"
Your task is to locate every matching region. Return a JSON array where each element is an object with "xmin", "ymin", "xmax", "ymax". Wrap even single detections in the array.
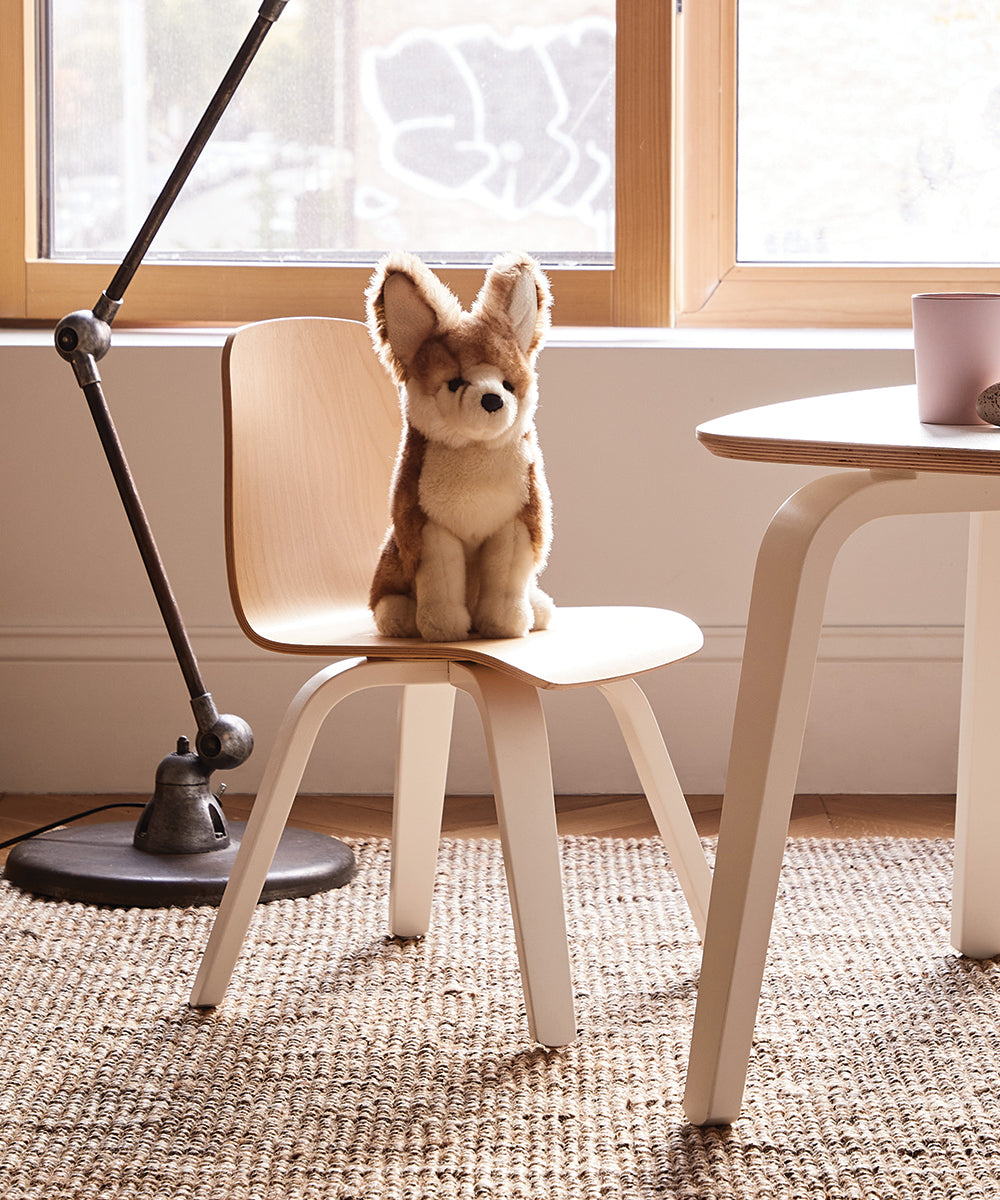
[
  {"xmin": 675, "ymin": 0, "xmax": 1000, "ymax": 328},
  {"xmin": 0, "ymin": 0, "xmax": 672, "ymax": 328}
]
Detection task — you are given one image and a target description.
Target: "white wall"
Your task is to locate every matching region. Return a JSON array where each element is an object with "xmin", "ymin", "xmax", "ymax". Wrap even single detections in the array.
[{"xmin": 0, "ymin": 327, "xmax": 965, "ymax": 796}]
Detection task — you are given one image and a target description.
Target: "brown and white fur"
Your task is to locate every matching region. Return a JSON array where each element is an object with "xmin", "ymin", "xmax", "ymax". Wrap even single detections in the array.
[{"xmin": 366, "ymin": 251, "xmax": 554, "ymax": 642}]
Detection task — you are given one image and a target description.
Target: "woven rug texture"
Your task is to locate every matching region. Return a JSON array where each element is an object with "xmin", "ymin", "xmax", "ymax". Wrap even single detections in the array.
[{"xmin": 1, "ymin": 835, "xmax": 998, "ymax": 1199}]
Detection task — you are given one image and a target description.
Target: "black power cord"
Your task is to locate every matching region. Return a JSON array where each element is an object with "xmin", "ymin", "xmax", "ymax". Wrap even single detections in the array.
[{"xmin": 0, "ymin": 803, "xmax": 146, "ymax": 852}]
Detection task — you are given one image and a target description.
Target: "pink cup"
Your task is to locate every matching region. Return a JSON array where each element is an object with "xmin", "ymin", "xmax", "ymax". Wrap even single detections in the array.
[{"xmin": 912, "ymin": 292, "xmax": 1000, "ymax": 424}]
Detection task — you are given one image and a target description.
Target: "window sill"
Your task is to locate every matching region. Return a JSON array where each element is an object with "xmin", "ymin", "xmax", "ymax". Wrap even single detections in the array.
[
  {"xmin": 0, "ymin": 325, "xmax": 917, "ymax": 351},
  {"xmin": 548, "ymin": 326, "xmax": 915, "ymax": 350}
]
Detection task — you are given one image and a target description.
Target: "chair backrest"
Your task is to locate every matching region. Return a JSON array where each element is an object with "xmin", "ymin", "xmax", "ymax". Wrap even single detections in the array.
[{"xmin": 222, "ymin": 317, "xmax": 401, "ymax": 645}]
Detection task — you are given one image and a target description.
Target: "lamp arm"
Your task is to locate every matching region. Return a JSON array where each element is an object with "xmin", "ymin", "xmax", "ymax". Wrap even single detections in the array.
[
  {"xmin": 106, "ymin": 0, "xmax": 289, "ymax": 306},
  {"xmin": 51, "ymin": 0, "xmax": 290, "ymax": 771},
  {"xmin": 77, "ymin": 360, "xmax": 252, "ymax": 771}
]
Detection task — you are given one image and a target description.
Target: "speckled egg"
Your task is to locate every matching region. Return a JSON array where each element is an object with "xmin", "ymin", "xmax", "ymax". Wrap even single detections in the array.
[{"xmin": 976, "ymin": 383, "xmax": 1000, "ymax": 426}]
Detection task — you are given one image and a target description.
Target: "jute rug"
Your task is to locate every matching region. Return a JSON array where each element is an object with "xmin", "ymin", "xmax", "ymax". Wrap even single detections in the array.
[{"xmin": 1, "ymin": 836, "xmax": 999, "ymax": 1199}]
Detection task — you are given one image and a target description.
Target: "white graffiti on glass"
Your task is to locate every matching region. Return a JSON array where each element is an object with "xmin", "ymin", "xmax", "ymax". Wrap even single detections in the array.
[{"xmin": 360, "ymin": 20, "xmax": 613, "ymax": 230}]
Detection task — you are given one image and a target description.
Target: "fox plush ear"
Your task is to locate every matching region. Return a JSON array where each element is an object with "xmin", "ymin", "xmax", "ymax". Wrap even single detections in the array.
[
  {"xmin": 475, "ymin": 252, "xmax": 552, "ymax": 360},
  {"xmin": 366, "ymin": 252, "xmax": 462, "ymax": 382}
]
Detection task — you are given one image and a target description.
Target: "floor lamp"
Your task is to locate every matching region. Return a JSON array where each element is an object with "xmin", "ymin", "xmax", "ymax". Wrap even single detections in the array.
[{"xmin": 4, "ymin": 0, "xmax": 355, "ymax": 906}]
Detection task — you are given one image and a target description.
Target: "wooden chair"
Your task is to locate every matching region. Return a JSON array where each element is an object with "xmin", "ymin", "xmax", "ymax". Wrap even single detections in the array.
[{"xmin": 189, "ymin": 316, "xmax": 710, "ymax": 1047}]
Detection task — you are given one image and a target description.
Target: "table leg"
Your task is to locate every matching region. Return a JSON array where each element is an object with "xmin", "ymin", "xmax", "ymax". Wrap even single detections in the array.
[
  {"xmin": 953, "ymin": 510, "xmax": 1000, "ymax": 958},
  {"xmin": 683, "ymin": 468, "xmax": 1000, "ymax": 1127}
]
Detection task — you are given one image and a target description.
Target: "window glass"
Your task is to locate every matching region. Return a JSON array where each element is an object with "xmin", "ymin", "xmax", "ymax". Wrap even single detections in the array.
[
  {"xmin": 737, "ymin": 1, "xmax": 1000, "ymax": 264},
  {"xmin": 46, "ymin": 0, "xmax": 615, "ymax": 266}
]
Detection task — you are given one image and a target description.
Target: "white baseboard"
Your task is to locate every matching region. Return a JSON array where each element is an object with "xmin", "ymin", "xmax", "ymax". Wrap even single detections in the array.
[
  {"xmin": 0, "ymin": 624, "xmax": 964, "ymax": 795},
  {"xmin": 0, "ymin": 623, "xmax": 965, "ymax": 664}
]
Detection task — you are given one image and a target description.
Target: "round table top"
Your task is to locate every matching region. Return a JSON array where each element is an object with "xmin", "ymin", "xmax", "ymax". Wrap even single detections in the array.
[{"xmin": 696, "ymin": 385, "xmax": 1000, "ymax": 476}]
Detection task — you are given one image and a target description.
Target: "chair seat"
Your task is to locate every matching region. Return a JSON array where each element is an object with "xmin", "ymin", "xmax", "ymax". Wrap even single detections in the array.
[{"xmin": 242, "ymin": 604, "xmax": 705, "ymax": 689}]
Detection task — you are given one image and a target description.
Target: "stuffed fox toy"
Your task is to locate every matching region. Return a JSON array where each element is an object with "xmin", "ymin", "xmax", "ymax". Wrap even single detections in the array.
[{"xmin": 365, "ymin": 251, "xmax": 555, "ymax": 642}]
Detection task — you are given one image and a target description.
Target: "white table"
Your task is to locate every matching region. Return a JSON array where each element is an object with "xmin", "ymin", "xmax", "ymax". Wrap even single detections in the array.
[{"xmin": 684, "ymin": 385, "xmax": 1000, "ymax": 1125}]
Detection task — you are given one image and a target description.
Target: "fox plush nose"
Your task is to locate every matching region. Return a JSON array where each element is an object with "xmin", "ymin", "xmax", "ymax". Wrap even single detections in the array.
[{"xmin": 481, "ymin": 393, "xmax": 503, "ymax": 413}]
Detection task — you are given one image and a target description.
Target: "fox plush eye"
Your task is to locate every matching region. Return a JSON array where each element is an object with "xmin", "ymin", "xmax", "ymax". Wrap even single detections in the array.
[
  {"xmin": 502, "ymin": 380, "xmax": 516, "ymax": 393},
  {"xmin": 447, "ymin": 377, "xmax": 466, "ymax": 392}
]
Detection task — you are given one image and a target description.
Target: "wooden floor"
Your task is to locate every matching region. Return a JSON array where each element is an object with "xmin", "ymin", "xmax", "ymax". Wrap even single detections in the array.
[{"xmin": 0, "ymin": 792, "xmax": 957, "ymax": 866}]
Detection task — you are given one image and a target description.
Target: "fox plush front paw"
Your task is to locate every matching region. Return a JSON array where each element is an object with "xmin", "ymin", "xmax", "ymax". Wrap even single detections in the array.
[
  {"xmin": 373, "ymin": 594, "xmax": 419, "ymax": 638},
  {"xmin": 417, "ymin": 601, "xmax": 472, "ymax": 642},
  {"xmin": 530, "ymin": 586, "xmax": 555, "ymax": 632},
  {"xmin": 474, "ymin": 596, "xmax": 533, "ymax": 640}
]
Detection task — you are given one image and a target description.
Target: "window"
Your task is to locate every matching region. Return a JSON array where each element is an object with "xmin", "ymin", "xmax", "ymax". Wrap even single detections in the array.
[
  {"xmin": 14, "ymin": 1, "xmax": 997, "ymax": 329},
  {"xmin": 737, "ymin": 1, "xmax": 1000, "ymax": 266},
  {"xmin": 1, "ymin": 0, "xmax": 671, "ymax": 327},
  {"xmin": 676, "ymin": 0, "xmax": 1000, "ymax": 326},
  {"xmin": 47, "ymin": 2, "xmax": 615, "ymax": 265}
]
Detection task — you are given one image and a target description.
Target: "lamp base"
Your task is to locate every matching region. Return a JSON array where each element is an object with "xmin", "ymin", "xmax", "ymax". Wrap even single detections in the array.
[{"xmin": 3, "ymin": 821, "xmax": 355, "ymax": 907}]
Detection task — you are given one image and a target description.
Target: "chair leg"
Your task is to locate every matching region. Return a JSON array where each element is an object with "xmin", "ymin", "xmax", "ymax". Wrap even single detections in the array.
[
  {"xmin": 389, "ymin": 682, "xmax": 456, "ymax": 938},
  {"xmin": 953, "ymin": 510, "xmax": 1000, "ymax": 958},
  {"xmin": 598, "ymin": 677, "xmax": 711, "ymax": 938},
  {"xmin": 450, "ymin": 663, "xmax": 576, "ymax": 1048},
  {"xmin": 189, "ymin": 657, "xmax": 450, "ymax": 1008}
]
